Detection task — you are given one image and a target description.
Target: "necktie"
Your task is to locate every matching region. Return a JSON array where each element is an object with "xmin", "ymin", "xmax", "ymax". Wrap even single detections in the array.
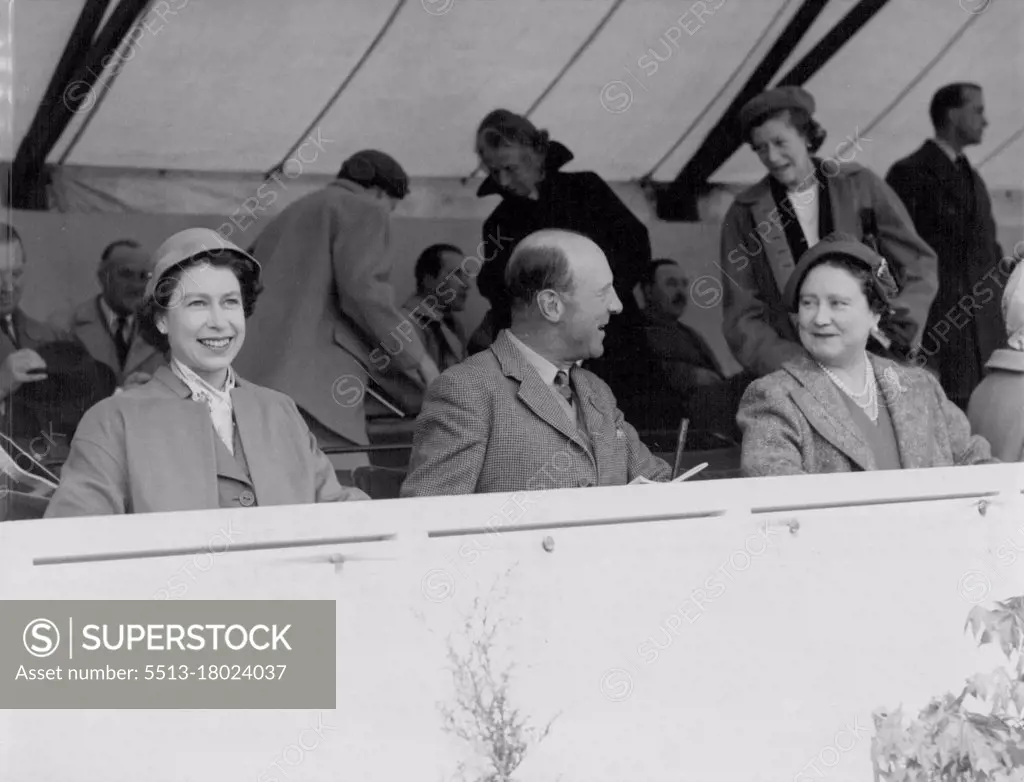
[
  {"xmin": 114, "ymin": 315, "xmax": 130, "ymax": 367},
  {"xmin": 427, "ymin": 320, "xmax": 454, "ymax": 370},
  {"xmin": 1, "ymin": 315, "xmax": 18, "ymax": 349},
  {"xmin": 553, "ymin": 369, "xmax": 573, "ymax": 404}
]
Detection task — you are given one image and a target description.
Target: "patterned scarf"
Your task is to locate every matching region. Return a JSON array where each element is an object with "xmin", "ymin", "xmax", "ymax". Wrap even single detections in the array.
[
  {"xmin": 1004, "ymin": 262, "xmax": 1024, "ymax": 352},
  {"xmin": 171, "ymin": 359, "xmax": 237, "ymax": 455}
]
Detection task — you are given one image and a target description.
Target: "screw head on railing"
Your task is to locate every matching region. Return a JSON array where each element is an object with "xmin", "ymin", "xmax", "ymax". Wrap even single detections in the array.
[
  {"xmin": 978, "ymin": 499, "xmax": 989, "ymax": 517},
  {"xmin": 542, "ymin": 536, "xmax": 555, "ymax": 553}
]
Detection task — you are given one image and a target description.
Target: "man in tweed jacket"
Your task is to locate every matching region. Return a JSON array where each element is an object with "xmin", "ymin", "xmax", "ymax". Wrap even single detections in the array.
[{"xmin": 400, "ymin": 230, "xmax": 670, "ymax": 497}]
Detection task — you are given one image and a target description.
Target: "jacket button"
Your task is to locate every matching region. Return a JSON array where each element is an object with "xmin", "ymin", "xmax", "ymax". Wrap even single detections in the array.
[{"xmin": 239, "ymin": 490, "xmax": 256, "ymax": 507}]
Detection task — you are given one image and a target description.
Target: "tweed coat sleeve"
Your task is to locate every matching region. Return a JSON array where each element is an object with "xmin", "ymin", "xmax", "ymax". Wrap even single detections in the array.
[
  {"xmin": 45, "ymin": 400, "xmax": 130, "ymax": 517},
  {"xmin": 921, "ymin": 369, "xmax": 997, "ymax": 466},
  {"xmin": 400, "ymin": 367, "xmax": 491, "ymax": 497},
  {"xmin": 735, "ymin": 375, "xmax": 807, "ymax": 477},
  {"xmin": 720, "ymin": 202, "xmax": 807, "ymax": 377},
  {"xmin": 862, "ymin": 168, "xmax": 939, "ymax": 345}
]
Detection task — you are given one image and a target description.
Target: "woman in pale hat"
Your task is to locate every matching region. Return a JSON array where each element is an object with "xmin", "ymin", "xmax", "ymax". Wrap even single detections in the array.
[
  {"xmin": 737, "ymin": 233, "xmax": 994, "ymax": 476},
  {"xmin": 967, "ymin": 260, "xmax": 1024, "ymax": 461},
  {"xmin": 720, "ymin": 86, "xmax": 939, "ymax": 378},
  {"xmin": 46, "ymin": 228, "xmax": 368, "ymax": 517}
]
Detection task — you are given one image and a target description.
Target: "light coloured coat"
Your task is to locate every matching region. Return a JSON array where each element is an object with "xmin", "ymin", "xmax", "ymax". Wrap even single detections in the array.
[
  {"xmin": 967, "ymin": 349, "xmax": 1024, "ymax": 462},
  {"xmin": 45, "ymin": 365, "xmax": 368, "ymax": 517}
]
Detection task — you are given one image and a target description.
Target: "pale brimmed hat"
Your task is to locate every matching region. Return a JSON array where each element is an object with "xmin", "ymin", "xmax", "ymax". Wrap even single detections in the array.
[{"xmin": 144, "ymin": 228, "xmax": 260, "ymax": 301}]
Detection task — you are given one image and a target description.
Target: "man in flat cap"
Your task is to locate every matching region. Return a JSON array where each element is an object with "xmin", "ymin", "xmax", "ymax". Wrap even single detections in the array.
[{"xmin": 234, "ymin": 150, "xmax": 440, "ymax": 480}]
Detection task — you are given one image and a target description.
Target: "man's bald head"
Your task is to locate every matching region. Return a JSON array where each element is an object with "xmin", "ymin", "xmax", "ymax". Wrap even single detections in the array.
[
  {"xmin": 505, "ymin": 230, "xmax": 605, "ymax": 312},
  {"xmin": 504, "ymin": 229, "xmax": 622, "ymax": 363}
]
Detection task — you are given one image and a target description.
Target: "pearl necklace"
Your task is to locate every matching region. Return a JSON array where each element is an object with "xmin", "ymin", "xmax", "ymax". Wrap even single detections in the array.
[{"xmin": 817, "ymin": 355, "xmax": 879, "ymax": 423}]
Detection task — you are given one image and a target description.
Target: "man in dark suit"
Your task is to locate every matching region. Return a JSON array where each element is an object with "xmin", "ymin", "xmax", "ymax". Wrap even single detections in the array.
[
  {"xmin": 401, "ymin": 229, "xmax": 670, "ymax": 497},
  {"xmin": 640, "ymin": 258, "xmax": 750, "ymax": 440},
  {"xmin": 52, "ymin": 239, "xmax": 165, "ymax": 389},
  {"xmin": 886, "ymin": 83, "xmax": 1006, "ymax": 410}
]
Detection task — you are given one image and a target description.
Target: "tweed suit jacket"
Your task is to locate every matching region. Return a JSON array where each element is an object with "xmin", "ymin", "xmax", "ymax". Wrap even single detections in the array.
[
  {"xmin": 737, "ymin": 352, "xmax": 995, "ymax": 477},
  {"xmin": 400, "ymin": 330, "xmax": 671, "ymax": 497}
]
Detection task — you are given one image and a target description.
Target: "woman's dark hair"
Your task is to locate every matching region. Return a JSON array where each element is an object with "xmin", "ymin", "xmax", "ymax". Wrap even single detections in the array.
[
  {"xmin": 799, "ymin": 256, "xmax": 891, "ymax": 316},
  {"xmin": 475, "ymin": 109, "xmax": 550, "ymax": 158},
  {"xmin": 747, "ymin": 107, "xmax": 827, "ymax": 154},
  {"xmin": 137, "ymin": 252, "xmax": 263, "ymax": 353}
]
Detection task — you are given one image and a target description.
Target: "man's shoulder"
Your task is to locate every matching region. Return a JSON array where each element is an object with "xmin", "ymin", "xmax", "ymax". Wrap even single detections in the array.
[{"xmin": 886, "ymin": 143, "xmax": 932, "ymax": 175}]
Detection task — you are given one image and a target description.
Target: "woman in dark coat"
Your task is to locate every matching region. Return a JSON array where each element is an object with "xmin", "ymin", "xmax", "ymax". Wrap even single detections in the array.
[
  {"xmin": 720, "ymin": 86, "xmax": 939, "ymax": 378},
  {"xmin": 468, "ymin": 109, "xmax": 672, "ymax": 428}
]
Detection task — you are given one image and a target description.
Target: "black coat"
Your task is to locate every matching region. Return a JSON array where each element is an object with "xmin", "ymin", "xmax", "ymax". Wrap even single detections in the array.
[
  {"xmin": 475, "ymin": 141, "xmax": 652, "ymax": 324},
  {"xmin": 886, "ymin": 140, "xmax": 1006, "ymax": 406}
]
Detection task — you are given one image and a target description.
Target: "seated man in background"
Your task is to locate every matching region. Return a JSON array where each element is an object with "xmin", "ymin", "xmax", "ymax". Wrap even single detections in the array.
[
  {"xmin": 0, "ymin": 224, "xmax": 116, "ymax": 481},
  {"xmin": 640, "ymin": 258, "xmax": 751, "ymax": 441},
  {"xmin": 401, "ymin": 229, "xmax": 670, "ymax": 497},
  {"xmin": 366, "ymin": 243, "xmax": 472, "ymax": 418},
  {"xmin": 403, "ymin": 243, "xmax": 470, "ymax": 370},
  {"xmin": 52, "ymin": 239, "xmax": 166, "ymax": 390}
]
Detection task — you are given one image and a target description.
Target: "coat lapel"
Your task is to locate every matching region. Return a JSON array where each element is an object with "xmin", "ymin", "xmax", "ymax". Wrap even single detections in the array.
[
  {"xmin": 491, "ymin": 331, "xmax": 595, "ymax": 460},
  {"xmin": 575, "ymin": 375, "xmax": 615, "ymax": 477},
  {"xmin": 873, "ymin": 357, "xmax": 930, "ymax": 470},
  {"xmin": 72, "ymin": 298, "xmax": 121, "ymax": 371},
  {"xmin": 231, "ymin": 381, "xmax": 292, "ymax": 505},
  {"xmin": 745, "ymin": 181, "xmax": 798, "ymax": 294},
  {"xmin": 784, "ymin": 356, "xmax": 876, "ymax": 471},
  {"xmin": 918, "ymin": 141, "xmax": 971, "ymax": 205}
]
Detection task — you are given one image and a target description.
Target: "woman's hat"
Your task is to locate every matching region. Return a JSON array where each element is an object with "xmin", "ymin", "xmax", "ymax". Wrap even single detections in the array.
[
  {"xmin": 144, "ymin": 228, "xmax": 261, "ymax": 301},
  {"xmin": 782, "ymin": 232, "xmax": 900, "ymax": 312},
  {"xmin": 338, "ymin": 150, "xmax": 410, "ymax": 200},
  {"xmin": 738, "ymin": 86, "xmax": 816, "ymax": 138}
]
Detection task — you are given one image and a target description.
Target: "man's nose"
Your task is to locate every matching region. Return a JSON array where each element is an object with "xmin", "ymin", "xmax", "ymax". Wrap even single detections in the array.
[{"xmin": 608, "ymin": 291, "xmax": 623, "ymax": 314}]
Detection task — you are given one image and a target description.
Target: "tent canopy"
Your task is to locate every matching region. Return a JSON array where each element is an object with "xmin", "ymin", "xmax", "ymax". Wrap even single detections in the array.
[{"xmin": 11, "ymin": 0, "xmax": 1024, "ymax": 199}]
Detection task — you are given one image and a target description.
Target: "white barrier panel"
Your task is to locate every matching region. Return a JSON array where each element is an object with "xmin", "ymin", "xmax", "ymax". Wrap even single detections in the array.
[{"xmin": 1, "ymin": 465, "xmax": 1022, "ymax": 781}]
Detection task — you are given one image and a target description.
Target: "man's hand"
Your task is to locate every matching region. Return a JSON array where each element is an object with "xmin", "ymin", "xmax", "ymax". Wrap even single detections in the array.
[
  {"xmin": 0, "ymin": 349, "xmax": 47, "ymax": 399},
  {"xmin": 121, "ymin": 370, "xmax": 153, "ymax": 390},
  {"xmin": 410, "ymin": 357, "xmax": 441, "ymax": 389}
]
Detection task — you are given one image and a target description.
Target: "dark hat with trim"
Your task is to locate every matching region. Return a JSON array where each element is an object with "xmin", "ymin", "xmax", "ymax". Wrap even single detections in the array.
[
  {"xmin": 782, "ymin": 232, "xmax": 901, "ymax": 312},
  {"xmin": 338, "ymin": 149, "xmax": 410, "ymax": 200},
  {"xmin": 738, "ymin": 86, "xmax": 816, "ymax": 138}
]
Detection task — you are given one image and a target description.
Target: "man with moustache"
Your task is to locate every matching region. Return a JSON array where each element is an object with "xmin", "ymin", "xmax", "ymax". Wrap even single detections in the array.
[
  {"xmin": 641, "ymin": 258, "xmax": 751, "ymax": 440},
  {"xmin": 400, "ymin": 229, "xmax": 670, "ymax": 497},
  {"xmin": 886, "ymin": 83, "xmax": 1006, "ymax": 410},
  {"xmin": 53, "ymin": 239, "xmax": 165, "ymax": 390}
]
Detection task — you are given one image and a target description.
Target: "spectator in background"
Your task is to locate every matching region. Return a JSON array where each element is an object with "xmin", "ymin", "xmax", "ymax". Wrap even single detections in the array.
[
  {"xmin": 233, "ymin": 150, "xmax": 439, "ymax": 479},
  {"xmin": 640, "ymin": 258, "xmax": 750, "ymax": 441},
  {"xmin": 737, "ymin": 234, "xmax": 993, "ymax": 477},
  {"xmin": 52, "ymin": 239, "xmax": 166, "ymax": 390},
  {"xmin": 720, "ymin": 86, "xmax": 937, "ymax": 378},
  {"xmin": 886, "ymin": 83, "xmax": 1005, "ymax": 410},
  {"xmin": 46, "ymin": 228, "xmax": 368, "ymax": 518},
  {"xmin": 467, "ymin": 109, "xmax": 661, "ymax": 429},
  {"xmin": 401, "ymin": 230, "xmax": 670, "ymax": 497},
  {"xmin": 968, "ymin": 261, "xmax": 1024, "ymax": 461},
  {"xmin": 403, "ymin": 243, "xmax": 469, "ymax": 370}
]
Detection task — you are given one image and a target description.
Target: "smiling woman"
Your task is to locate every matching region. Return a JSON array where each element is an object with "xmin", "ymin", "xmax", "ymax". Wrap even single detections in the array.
[
  {"xmin": 736, "ymin": 233, "xmax": 996, "ymax": 477},
  {"xmin": 44, "ymin": 228, "xmax": 369, "ymax": 517}
]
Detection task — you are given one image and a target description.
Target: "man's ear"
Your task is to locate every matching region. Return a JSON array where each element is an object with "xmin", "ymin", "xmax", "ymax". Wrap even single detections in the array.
[{"xmin": 536, "ymin": 290, "xmax": 563, "ymax": 322}]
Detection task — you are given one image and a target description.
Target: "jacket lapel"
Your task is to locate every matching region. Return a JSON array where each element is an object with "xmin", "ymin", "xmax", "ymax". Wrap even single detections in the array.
[
  {"xmin": 919, "ymin": 140, "xmax": 971, "ymax": 205},
  {"xmin": 491, "ymin": 331, "xmax": 595, "ymax": 459},
  {"xmin": 745, "ymin": 181, "xmax": 797, "ymax": 294},
  {"xmin": 575, "ymin": 375, "xmax": 614, "ymax": 476},
  {"xmin": 73, "ymin": 298, "xmax": 121, "ymax": 370},
  {"xmin": 231, "ymin": 381, "xmax": 291, "ymax": 505},
  {"xmin": 785, "ymin": 356, "xmax": 875, "ymax": 471},
  {"xmin": 873, "ymin": 357, "xmax": 930, "ymax": 470}
]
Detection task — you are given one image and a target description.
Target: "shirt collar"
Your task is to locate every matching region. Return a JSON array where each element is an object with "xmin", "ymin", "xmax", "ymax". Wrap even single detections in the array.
[
  {"xmin": 932, "ymin": 137, "xmax": 961, "ymax": 163},
  {"xmin": 506, "ymin": 331, "xmax": 576, "ymax": 385},
  {"xmin": 170, "ymin": 357, "xmax": 236, "ymax": 402},
  {"xmin": 99, "ymin": 296, "xmax": 132, "ymax": 333}
]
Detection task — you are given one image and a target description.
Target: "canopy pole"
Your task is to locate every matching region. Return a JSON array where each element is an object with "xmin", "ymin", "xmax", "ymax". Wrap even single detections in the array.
[{"xmin": 263, "ymin": 0, "xmax": 408, "ymax": 181}]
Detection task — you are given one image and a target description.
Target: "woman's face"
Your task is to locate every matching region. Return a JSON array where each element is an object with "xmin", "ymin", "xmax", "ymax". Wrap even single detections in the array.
[
  {"xmin": 156, "ymin": 262, "xmax": 246, "ymax": 387},
  {"xmin": 478, "ymin": 139, "xmax": 545, "ymax": 198},
  {"xmin": 797, "ymin": 263, "xmax": 880, "ymax": 368},
  {"xmin": 750, "ymin": 114, "xmax": 814, "ymax": 190}
]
